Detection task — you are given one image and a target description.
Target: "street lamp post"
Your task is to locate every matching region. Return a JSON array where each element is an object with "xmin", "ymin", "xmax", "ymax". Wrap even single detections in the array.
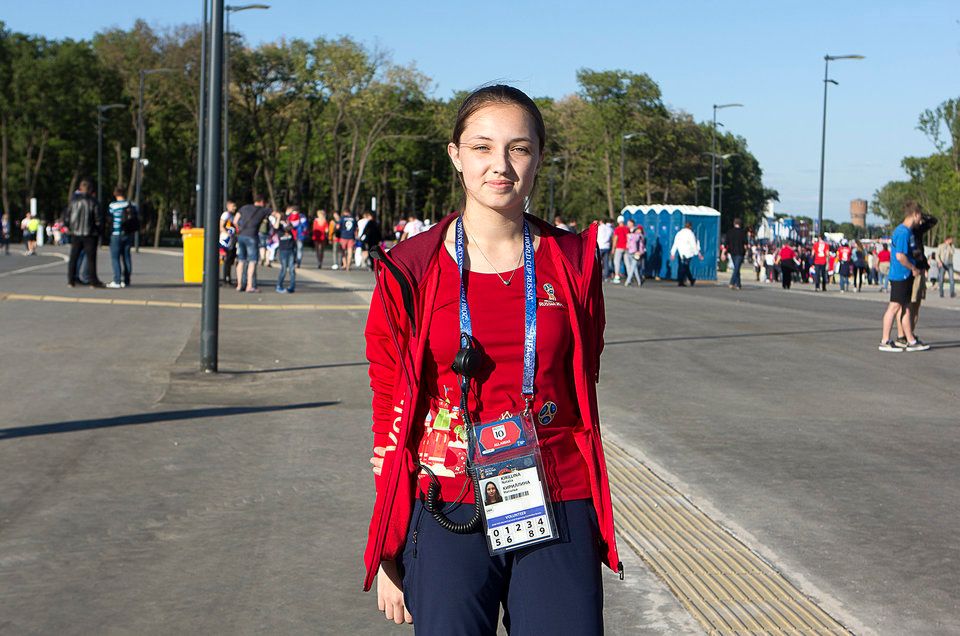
[
  {"xmin": 817, "ymin": 54, "xmax": 864, "ymax": 235},
  {"xmin": 223, "ymin": 3, "xmax": 270, "ymax": 212},
  {"xmin": 97, "ymin": 103, "xmax": 125, "ymax": 210},
  {"xmin": 201, "ymin": 0, "xmax": 226, "ymax": 373},
  {"xmin": 717, "ymin": 153, "xmax": 737, "ymax": 219},
  {"xmin": 195, "ymin": 0, "xmax": 209, "ymax": 227},
  {"xmin": 711, "ymin": 103, "xmax": 743, "ymax": 209},
  {"xmin": 694, "ymin": 176, "xmax": 709, "ymax": 206},
  {"xmin": 134, "ymin": 68, "xmax": 175, "ymax": 251},
  {"xmin": 620, "ymin": 132, "xmax": 641, "ymax": 209}
]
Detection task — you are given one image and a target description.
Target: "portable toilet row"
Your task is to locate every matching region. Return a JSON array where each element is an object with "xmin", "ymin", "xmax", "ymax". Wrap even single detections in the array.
[{"xmin": 620, "ymin": 205, "xmax": 720, "ymax": 281}]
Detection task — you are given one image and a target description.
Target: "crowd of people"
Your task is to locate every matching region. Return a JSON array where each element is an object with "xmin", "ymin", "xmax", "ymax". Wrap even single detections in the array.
[{"xmin": 216, "ymin": 196, "xmax": 436, "ymax": 293}]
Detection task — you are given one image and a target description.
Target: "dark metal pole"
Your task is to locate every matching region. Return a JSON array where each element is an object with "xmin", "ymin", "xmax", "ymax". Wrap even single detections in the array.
[
  {"xmin": 619, "ymin": 137, "xmax": 626, "ymax": 209},
  {"xmin": 201, "ymin": 0, "xmax": 225, "ymax": 373},
  {"xmin": 134, "ymin": 72, "xmax": 144, "ymax": 251},
  {"xmin": 817, "ymin": 56, "xmax": 830, "ymax": 236},
  {"xmin": 222, "ymin": 10, "xmax": 230, "ymax": 213},
  {"xmin": 719, "ymin": 157, "xmax": 725, "ymax": 218},
  {"xmin": 97, "ymin": 109, "xmax": 104, "ymax": 211},
  {"xmin": 710, "ymin": 105, "xmax": 717, "ymax": 209},
  {"xmin": 195, "ymin": 0, "xmax": 208, "ymax": 227}
]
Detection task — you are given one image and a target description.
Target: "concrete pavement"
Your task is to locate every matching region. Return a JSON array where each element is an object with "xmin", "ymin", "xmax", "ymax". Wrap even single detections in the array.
[{"xmin": 2, "ymin": 244, "xmax": 959, "ymax": 634}]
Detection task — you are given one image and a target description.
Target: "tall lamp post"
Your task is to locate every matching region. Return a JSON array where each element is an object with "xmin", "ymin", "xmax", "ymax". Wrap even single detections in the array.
[
  {"xmin": 817, "ymin": 54, "xmax": 864, "ymax": 235},
  {"xmin": 693, "ymin": 176, "xmax": 709, "ymax": 206},
  {"xmin": 195, "ymin": 0, "xmax": 209, "ymax": 227},
  {"xmin": 223, "ymin": 3, "xmax": 270, "ymax": 212},
  {"xmin": 711, "ymin": 103, "xmax": 743, "ymax": 209},
  {"xmin": 620, "ymin": 132, "xmax": 641, "ymax": 209},
  {"xmin": 201, "ymin": 0, "xmax": 226, "ymax": 373},
  {"xmin": 134, "ymin": 67, "xmax": 175, "ymax": 251},
  {"xmin": 97, "ymin": 103, "xmax": 125, "ymax": 210}
]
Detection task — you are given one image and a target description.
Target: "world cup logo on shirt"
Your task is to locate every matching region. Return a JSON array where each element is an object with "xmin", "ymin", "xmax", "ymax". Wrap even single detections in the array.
[{"xmin": 543, "ymin": 283, "xmax": 556, "ymax": 302}]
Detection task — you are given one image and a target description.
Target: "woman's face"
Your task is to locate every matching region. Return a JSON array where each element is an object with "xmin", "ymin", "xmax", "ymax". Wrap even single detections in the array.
[
  {"xmin": 486, "ymin": 483, "xmax": 498, "ymax": 498},
  {"xmin": 448, "ymin": 103, "xmax": 542, "ymax": 214}
]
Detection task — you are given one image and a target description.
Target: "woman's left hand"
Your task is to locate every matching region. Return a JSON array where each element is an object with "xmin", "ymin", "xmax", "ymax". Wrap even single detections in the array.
[{"xmin": 370, "ymin": 446, "xmax": 386, "ymax": 476}]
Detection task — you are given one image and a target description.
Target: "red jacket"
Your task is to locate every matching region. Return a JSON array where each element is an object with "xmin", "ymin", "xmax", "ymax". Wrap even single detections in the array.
[{"xmin": 362, "ymin": 212, "xmax": 621, "ymax": 591}]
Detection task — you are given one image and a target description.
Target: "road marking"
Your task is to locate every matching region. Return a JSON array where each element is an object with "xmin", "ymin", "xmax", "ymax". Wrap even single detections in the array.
[
  {"xmin": 0, "ymin": 293, "xmax": 367, "ymax": 311},
  {"xmin": 0, "ymin": 253, "xmax": 69, "ymax": 278},
  {"xmin": 605, "ymin": 441, "xmax": 851, "ymax": 635}
]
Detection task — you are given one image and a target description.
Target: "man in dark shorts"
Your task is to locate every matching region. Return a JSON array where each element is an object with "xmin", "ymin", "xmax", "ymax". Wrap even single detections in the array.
[
  {"xmin": 234, "ymin": 194, "xmax": 271, "ymax": 292},
  {"xmin": 879, "ymin": 201, "xmax": 929, "ymax": 352}
]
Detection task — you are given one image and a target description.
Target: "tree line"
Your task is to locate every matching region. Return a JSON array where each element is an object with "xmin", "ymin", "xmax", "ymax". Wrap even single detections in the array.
[
  {"xmin": 0, "ymin": 20, "xmax": 776, "ymax": 244},
  {"xmin": 872, "ymin": 97, "xmax": 959, "ymax": 245}
]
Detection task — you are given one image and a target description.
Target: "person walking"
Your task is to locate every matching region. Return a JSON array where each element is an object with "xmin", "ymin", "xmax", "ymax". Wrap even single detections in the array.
[
  {"xmin": 611, "ymin": 215, "xmax": 629, "ymax": 283},
  {"xmin": 311, "ymin": 210, "xmax": 329, "ymax": 268},
  {"xmin": 623, "ymin": 220, "xmax": 645, "ymax": 287},
  {"xmin": 21, "ymin": 212, "xmax": 41, "ymax": 255},
  {"xmin": 359, "ymin": 211, "xmax": 383, "ymax": 269},
  {"xmin": 337, "ymin": 210, "xmax": 357, "ymax": 271},
  {"xmin": 879, "ymin": 201, "xmax": 929, "ymax": 352},
  {"xmin": 274, "ymin": 210, "xmax": 296, "ymax": 293},
  {"xmin": 936, "ymin": 236, "xmax": 954, "ymax": 298},
  {"xmin": 877, "ymin": 242, "xmax": 891, "ymax": 293},
  {"xmin": 812, "ymin": 235, "xmax": 830, "ymax": 291},
  {"xmin": 776, "ymin": 241, "xmax": 797, "ymax": 290},
  {"xmin": 66, "ymin": 179, "xmax": 104, "ymax": 288},
  {"xmin": 365, "ymin": 85, "xmax": 620, "ymax": 634},
  {"xmin": 867, "ymin": 246, "xmax": 879, "ymax": 287},
  {"xmin": 1, "ymin": 213, "xmax": 10, "ymax": 255},
  {"xmin": 219, "ymin": 200, "xmax": 238, "ymax": 285},
  {"xmin": 234, "ymin": 194, "xmax": 271, "ymax": 293},
  {"xmin": 670, "ymin": 222, "xmax": 702, "ymax": 286},
  {"xmin": 725, "ymin": 217, "xmax": 748, "ymax": 290},
  {"xmin": 837, "ymin": 239, "xmax": 852, "ymax": 292},
  {"xmin": 106, "ymin": 187, "xmax": 138, "ymax": 288},
  {"xmin": 596, "ymin": 217, "xmax": 613, "ymax": 280}
]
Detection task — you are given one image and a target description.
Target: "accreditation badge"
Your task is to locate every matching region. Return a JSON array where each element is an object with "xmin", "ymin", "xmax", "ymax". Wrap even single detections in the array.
[{"xmin": 469, "ymin": 413, "xmax": 557, "ymax": 554}]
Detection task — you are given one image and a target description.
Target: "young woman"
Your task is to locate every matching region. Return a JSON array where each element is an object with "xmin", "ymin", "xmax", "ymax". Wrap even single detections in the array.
[{"xmin": 363, "ymin": 85, "xmax": 620, "ymax": 635}]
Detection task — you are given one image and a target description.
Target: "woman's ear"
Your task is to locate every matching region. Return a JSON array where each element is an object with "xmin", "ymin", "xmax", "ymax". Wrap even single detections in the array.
[{"xmin": 447, "ymin": 142, "xmax": 462, "ymax": 173}]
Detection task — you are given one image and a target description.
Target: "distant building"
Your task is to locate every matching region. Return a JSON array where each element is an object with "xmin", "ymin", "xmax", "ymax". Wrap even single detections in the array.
[{"xmin": 850, "ymin": 199, "xmax": 867, "ymax": 228}]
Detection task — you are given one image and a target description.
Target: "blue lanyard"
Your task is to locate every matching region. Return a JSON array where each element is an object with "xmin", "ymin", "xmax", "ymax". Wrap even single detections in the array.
[{"xmin": 455, "ymin": 215, "xmax": 537, "ymax": 408}]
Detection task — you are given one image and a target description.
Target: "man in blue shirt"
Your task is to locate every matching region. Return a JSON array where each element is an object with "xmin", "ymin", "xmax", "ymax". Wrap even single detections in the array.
[
  {"xmin": 106, "ymin": 187, "xmax": 138, "ymax": 288},
  {"xmin": 879, "ymin": 201, "xmax": 929, "ymax": 351}
]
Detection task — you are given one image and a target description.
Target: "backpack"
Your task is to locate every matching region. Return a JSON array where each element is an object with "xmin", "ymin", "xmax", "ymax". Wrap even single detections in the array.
[{"xmin": 121, "ymin": 203, "xmax": 139, "ymax": 234}]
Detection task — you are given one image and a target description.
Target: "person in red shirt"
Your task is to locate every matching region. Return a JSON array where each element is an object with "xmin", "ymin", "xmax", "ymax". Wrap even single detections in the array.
[
  {"xmin": 776, "ymin": 241, "xmax": 797, "ymax": 289},
  {"xmin": 877, "ymin": 242, "xmax": 892, "ymax": 292},
  {"xmin": 837, "ymin": 239, "xmax": 853, "ymax": 292},
  {"xmin": 311, "ymin": 210, "xmax": 328, "ymax": 268},
  {"xmin": 364, "ymin": 85, "xmax": 619, "ymax": 634},
  {"xmin": 611, "ymin": 215, "xmax": 630, "ymax": 282},
  {"xmin": 812, "ymin": 235, "xmax": 830, "ymax": 291}
]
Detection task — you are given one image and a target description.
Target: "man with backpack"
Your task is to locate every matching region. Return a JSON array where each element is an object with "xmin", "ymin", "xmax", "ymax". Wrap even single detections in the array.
[{"xmin": 106, "ymin": 187, "xmax": 138, "ymax": 288}]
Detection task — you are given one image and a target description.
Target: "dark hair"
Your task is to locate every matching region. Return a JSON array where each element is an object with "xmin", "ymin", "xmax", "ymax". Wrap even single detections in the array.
[
  {"xmin": 79, "ymin": 179, "xmax": 92, "ymax": 192},
  {"xmin": 733, "ymin": 217, "xmax": 742, "ymax": 226},
  {"xmin": 113, "ymin": 186, "xmax": 125, "ymax": 198},
  {"xmin": 902, "ymin": 199, "xmax": 922, "ymax": 217},
  {"xmin": 253, "ymin": 193, "xmax": 266, "ymax": 204},
  {"xmin": 451, "ymin": 84, "xmax": 546, "ymax": 154}
]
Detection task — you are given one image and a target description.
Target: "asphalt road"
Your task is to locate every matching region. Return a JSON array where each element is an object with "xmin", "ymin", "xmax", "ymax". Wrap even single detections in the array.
[{"xmin": 1, "ymin": 246, "xmax": 957, "ymax": 635}]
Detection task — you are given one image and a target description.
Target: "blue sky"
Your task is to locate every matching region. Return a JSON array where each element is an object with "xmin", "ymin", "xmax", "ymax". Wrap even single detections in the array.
[{"xmin": 6, "ymin": 1, "xmax": 958, "ymax": 222}]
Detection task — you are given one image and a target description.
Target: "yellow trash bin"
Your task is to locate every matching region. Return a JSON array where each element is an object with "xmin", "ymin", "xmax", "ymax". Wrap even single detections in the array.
[{"xmin": 180, "ymin": 228, "xmax": 205, "ymax": 283}]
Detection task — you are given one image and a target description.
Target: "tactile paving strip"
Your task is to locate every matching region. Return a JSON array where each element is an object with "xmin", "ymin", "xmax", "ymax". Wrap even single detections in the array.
[{"xmin": 605, "ymin": 442, "xmax": 852, "ymax": 635}]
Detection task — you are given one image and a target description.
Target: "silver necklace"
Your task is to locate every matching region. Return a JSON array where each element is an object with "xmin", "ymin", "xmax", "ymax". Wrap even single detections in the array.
[{"xmin": 464, "ymin": 225, "xmax": 523, "ymax": 286}]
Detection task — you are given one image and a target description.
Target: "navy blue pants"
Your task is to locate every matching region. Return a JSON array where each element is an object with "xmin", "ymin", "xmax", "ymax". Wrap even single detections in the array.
[{"xmin": 399, "ymin": 498, "xmax": 603, "ymax": 635}]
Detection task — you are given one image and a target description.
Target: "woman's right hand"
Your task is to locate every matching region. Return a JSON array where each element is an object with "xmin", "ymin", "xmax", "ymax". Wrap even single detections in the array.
[
  {"xmin": 370, "ymin": 446, "xmax": 385, "ymax": 476},
  {"xmin": 377, "ymin": 560, "xmax": 413, "ymax": 625}
]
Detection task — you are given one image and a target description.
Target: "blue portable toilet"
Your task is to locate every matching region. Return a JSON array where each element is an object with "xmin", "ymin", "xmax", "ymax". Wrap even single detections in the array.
[{"xmin": 620, "ymin": 205, "xmax": 721, "ymax": 281}]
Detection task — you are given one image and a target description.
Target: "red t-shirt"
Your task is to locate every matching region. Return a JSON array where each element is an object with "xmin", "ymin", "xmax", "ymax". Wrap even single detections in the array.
[
  {"xmin": 878, "ymin": 249, "xmax": 891, "ymax": 263},
  {"xmin": 778, "ymin": 246, "xmax": 795, "ymax": 261},
  {"xmin": 838, "ymin": 245, "xmax": 852, "ymax": 262},
  {"xmin": 312, "ymin": 219, "xmax": 327, "ymax": 242},
  {"xmin": 813, "ymin": 241, "xmax": 829, "ymax": 265},
  {"xmin": 416, "ymin": 238, "xmax": 591, "ymax": 504},
  {"xmin": 613, "ymin": 225, "xmax": 629, "ymax": 250}
]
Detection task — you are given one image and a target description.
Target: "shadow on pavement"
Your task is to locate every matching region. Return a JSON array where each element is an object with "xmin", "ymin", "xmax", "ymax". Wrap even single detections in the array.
[
  {"xmin": 219, "ymin": 361, "xmax": 367, "ymax": 375},
  {"xmin": 606, "ymin": 323, "xmax": 960, "ymax": 346},
  {"xmin": 0, "ymin": 401, "xmax": 338, "ymax": 440}
]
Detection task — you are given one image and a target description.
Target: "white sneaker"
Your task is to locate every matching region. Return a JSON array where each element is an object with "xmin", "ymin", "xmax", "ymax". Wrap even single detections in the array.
[
  {"xmin": 106, "ymin": 281, "xmax": 122, "ymax": 289},
  {"xmin": 905, "ymin": 339, "xmax": 930, "ymax": 352}
]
